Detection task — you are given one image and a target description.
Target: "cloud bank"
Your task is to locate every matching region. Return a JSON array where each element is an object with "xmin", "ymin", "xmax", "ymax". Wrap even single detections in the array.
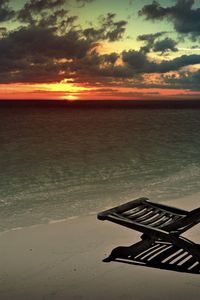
[{"xmin": 0, "ymin": 0, "xmax": 200, "ymax": 94}]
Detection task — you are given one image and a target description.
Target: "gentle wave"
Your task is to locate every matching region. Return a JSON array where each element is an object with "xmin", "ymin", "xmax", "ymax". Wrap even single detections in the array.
[{"xmin": 1, "ymin": 108, "xmax": 200, "ymax": 231}]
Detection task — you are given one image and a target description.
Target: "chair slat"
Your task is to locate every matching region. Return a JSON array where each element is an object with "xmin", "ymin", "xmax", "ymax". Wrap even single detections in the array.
[
  {"xmin": 127, "ymin": 208, "xmax": 150, "ymax": 219},
  {"xmin": 150, "ymin": 214, "xmax": 170, "ymax": 227},
  {"xmin": 122, "ymin": 205, "xmax": 146, "ymax": 216},
  {"xmin": 132, "ymin": 209, "xmax": 156, "ymax": 222},
  {"xmin": 142, "ymin": 212, "xmax": 165, "ymax": 225}
]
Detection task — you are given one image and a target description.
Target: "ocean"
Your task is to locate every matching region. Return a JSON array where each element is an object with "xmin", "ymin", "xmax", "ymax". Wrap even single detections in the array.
[{"xmin": 1, "ymin": 105, "xmax": 200, "ymax": 232}]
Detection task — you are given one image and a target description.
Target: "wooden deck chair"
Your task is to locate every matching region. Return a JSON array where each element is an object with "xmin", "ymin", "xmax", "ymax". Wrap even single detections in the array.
[
  {"xmin": 97, "ymin": 197, "xmax": 200, "ymax": 239},
  {"xmin": 98, "ymin": 198, "xmax": 200, "ymax": 273}
]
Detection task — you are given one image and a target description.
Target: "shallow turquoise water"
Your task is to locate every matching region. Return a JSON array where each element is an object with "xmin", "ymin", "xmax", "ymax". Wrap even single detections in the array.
[{"xmin": 0, "ymin": 107, "xmax": 200, "ymax": 231}]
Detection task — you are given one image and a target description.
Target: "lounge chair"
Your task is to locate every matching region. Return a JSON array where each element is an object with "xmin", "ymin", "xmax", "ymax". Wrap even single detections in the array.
[
  {"xmin": 97, "ymin": 197, "xmax": 200, "ymax": 273},
  {"xmin": 98, "ymin": 197, "xmax": 200, "ymax": 238}
]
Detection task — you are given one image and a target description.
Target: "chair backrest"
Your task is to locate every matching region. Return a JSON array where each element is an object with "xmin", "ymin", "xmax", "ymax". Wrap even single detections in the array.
[
  {"xmin": 98, "ymin": 198, "xmax": 200, "ymax": 236},
  {"xmin": 121, "ymin": 201, "xmax": 186, "ymax": 230}
]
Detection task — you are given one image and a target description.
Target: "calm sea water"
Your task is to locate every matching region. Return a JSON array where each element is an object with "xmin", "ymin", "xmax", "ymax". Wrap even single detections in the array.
[{"xmin": 0, "ymin": 107, "xmax": 200, "ymax": 231}]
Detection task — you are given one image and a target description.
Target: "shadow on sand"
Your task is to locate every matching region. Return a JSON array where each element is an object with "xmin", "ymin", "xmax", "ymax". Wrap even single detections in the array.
[{"xmin": 103, "ymin": 238, "xmax": 200, "ymax": 275}]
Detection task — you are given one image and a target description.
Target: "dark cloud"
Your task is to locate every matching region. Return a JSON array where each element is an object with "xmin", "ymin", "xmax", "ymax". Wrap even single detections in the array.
[
  {"xmin": 122, "ymin": 50, "xmax": 148, "ymax": 69},
  {"xmin": 0, "ymin": 24, "xmax": 94, "ymax": 83},
  {"xmin": 139, "ymin": 0, "xmax": 200, "ymax": 38},
  {"xmin": 1, "ymin": 18, "xmax": 200, "ymax": 85},
  {"xmin": 18, "ymin": 0, "xmax": 66, "ymax": 24},
  {"xmin": 153, "ymin": 37, "xmax": 178, "ymax": 53},
  {"xmin": 137, "ymin": 32, "xmax": 165, "ymax": 43},
  {"xmin": 122, "ymin": 50, "xmax": 200, "ymax": 74},
  {"xmin": 0, "ymin": 1, "xmax": 125, "ymax": 84},
  {"xmin": 18, "ymin": 5, "xmax": 78, "ymax": 34},
  {"xmin": 38, "ymin": 9, "xmax": 78, "ymax": 32},
  {"xmin": 0, "ymin": 0, "xmax": 15, "ymax": 22},
  {"xmin": 0, "ymin": 2, "xmax": 127, "ymax": 84},
  {"xmin": 103, "ymin": 53, "xmax": 119, "ymax": 64},
  {"xmin": 156, "ymin": 54, "xmax": 200, "ymax": 73},
  {"xmin": 164, "ymin": 69, "xmax": 200, "ymax": 90},
  {"xmin": 18, "ymin": 0, "xmax": 94, "ymax": 24},
  {"xmin": 84, "ymin": 13, "xmax": 127, "ymax": 42},
  {"xmin": 102, "ymin": 13, "xmax": 127, "ymax": 42},
  {"xmin": 1, "ymin": 0, "xmax": 199, "ymax": 92},
  {"xmin": 139, "ymin": 0, "xmax": 171, "ymax": 20},
  {"xmin": 0, "ymin": 60, "xmax": 64, "ymax": 84},
  {"xmin": 92, "ymin": 51, "xmax": 200, "ymax": 81},
  {"xmin": 0, "ymin": 26, "xmax": 92, "ymax": 60},
  {"xmin": 64, "ymin": 46, "xmax": 200, "ymax": 87},
  {"xmin": 137, "ymin": 32, "xmax": 178, "ymax": 53},
  {"xmin": 21, "ymin": 0, "xmax": 65, "ymax": 13},
  {"xmin": 18, "ymin": 3, "xmax": 127, "ymax": 41}
]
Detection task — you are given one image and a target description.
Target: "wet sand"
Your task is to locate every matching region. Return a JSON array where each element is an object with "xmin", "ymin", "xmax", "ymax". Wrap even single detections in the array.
[{"xmin": 0, "ymin": 194, "xmax": 200, "ymax": 300}]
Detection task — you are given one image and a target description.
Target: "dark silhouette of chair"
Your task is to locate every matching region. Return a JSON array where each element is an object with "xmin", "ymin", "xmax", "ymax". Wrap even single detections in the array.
[
  {"xmin": 103, "ymin": 238, "xmax": 200, "ymax": 274},
  {"xmin": 97, "ymin": 197, "xmax": 200, "ymax": 274}
]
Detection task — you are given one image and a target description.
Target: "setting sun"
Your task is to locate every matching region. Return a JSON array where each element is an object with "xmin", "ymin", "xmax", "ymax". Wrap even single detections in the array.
[
  {"xmin": 41, "ymin": 79, "xmax": 90, "ymax": 94},
  {"xmin": 61, "ymin": 94, "xmax": 79, "ymax": 101}
]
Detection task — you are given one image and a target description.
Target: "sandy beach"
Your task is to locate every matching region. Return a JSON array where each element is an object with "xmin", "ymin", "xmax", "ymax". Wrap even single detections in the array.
[{"xmin": 0, "ymin": 194, "xmax": 200, "ymax": 300}]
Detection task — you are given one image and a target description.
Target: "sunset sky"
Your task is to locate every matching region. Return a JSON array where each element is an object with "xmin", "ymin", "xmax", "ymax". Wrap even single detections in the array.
[{"xmin": 1, "ymin": 0, "xmax": 200, "ymax": 100}]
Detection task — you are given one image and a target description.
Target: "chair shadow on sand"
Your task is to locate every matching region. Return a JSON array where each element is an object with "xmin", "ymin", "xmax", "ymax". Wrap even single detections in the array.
[
  {"xmin": 98, "ymin": 197, "xmax": 200, "ymax": 275},
  {"xmin": 103, "ymin": 237, "xmax": 200, "ymax": 275}
]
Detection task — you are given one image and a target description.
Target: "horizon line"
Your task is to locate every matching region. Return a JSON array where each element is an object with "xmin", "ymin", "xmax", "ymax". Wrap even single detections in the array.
[{"xmin": 1, "ymin": 99, "xmax": 200, "ymax": 109}]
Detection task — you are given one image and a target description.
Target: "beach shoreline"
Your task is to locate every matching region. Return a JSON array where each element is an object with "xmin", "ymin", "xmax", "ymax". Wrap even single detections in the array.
[{"xmin": 0, "ymin": 193, "xmax": 200, "ymax": 300}]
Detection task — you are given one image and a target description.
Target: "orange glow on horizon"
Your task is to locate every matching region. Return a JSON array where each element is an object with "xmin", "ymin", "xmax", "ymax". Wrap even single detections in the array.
[{"xmin": 0, "ymin": 81, "xmax": 200, "ymax": 100}]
